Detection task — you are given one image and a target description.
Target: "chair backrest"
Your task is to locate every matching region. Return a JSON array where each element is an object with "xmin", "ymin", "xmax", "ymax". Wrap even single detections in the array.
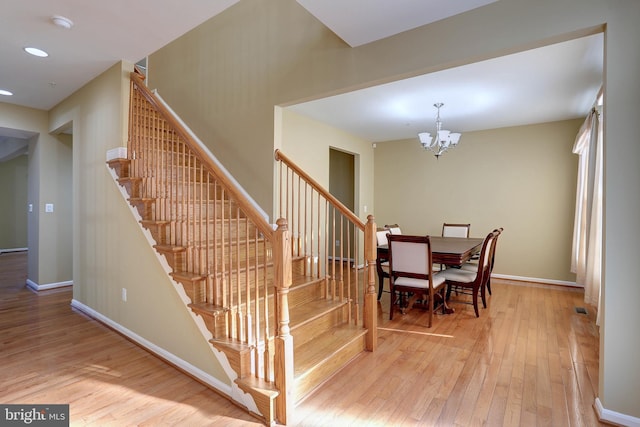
[
  {"xmin": 442, "ymin": 223, "xmax": 471, "ymax": 238},
  {"xmin": 388, "ymin": 234, "xmax": 433, "ymax": 279},
  {"xmin": 385, "ymin": 223, "xmax": 402, "ymax": 236},
  {"xmin": 488, "ymin": 227, "xmax": 504, "ymax": 271},
  {"xmin": 376, "ymin": 228, "xmax": 390, "ymax": 246},
  {"xmin": 477, "ymin": 230, "xmax": 500, "ymax": 280}
]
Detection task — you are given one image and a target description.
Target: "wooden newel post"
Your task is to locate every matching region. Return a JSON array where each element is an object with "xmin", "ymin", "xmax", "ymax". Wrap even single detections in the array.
[
  {"xmin": 363, "ymin": 215, "xmax": 378, "ymax": 351},
  {"xmin": 273, "ymin": 218, "xmax": 294, "ymax": 424}
]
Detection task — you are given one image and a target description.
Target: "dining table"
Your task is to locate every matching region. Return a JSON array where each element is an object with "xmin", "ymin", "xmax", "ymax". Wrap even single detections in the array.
[
  {"xmin": 377, "ymin": 235, "xmax": 484, "ymax": 276},
  {"xmin": 376, "ymin": 235, "xmax": 484, "ymax": 309}
]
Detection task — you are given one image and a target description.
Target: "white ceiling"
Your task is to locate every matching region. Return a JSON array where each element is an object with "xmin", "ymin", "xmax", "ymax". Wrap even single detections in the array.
[
  {"xmin": 0, "ymin": 0, "xmax": 241, "ymax": 111},
  {"xmin": 288, "ymin": 33, "xmax": 603, "ymax": 142},
  {"xmin": 296, "ymin": 0, "xmax": 498, "ymax": 48},
  {"xmin": 1, "ymin": 0, "xmax": 603, "ymax": 147}
]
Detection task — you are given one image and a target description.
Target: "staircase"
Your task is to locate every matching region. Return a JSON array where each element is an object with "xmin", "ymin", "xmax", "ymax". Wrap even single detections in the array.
[{"xmin": 107, "ymin": 69, "xmax": 378, "ymax": 425}]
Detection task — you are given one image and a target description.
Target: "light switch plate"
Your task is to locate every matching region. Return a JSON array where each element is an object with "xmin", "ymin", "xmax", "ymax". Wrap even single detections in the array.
[{"xmin": 45, "ymin": 203, "xmax": 54, "ymax": 213}]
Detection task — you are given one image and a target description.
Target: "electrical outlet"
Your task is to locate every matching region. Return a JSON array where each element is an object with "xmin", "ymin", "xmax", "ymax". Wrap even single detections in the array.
[{"xmin": 122, "ymin": 288, "xmax": 127, "ymax": 302}]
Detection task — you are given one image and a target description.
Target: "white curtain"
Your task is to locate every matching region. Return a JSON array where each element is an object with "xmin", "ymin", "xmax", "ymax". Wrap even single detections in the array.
[{"xmin": 571, "ymin": 95, "xmax": 603, "ymax": 325}]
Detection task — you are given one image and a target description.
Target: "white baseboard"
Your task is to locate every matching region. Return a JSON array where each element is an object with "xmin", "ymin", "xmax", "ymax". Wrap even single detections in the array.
[
  {"xmin": 0, "ymin": 247, "xmax": 28, "ymax": 254},
  {"xmin": 105, "ymin": 163, "xmax": 261, "ymax": 417},
  {"xmin": 70, "ymin": 299, "xmax": 233, "ymax": 397},
  {"xmin": 26, "ymin": 278, "xmax": 73, "ymax": 291},
  {"xmin": 492, "ymin": 273, "xmax": 580, "ymax": 288},
  {"xmin": 595, "ymin": 397, "xmax": 640, "ymax": 427}
]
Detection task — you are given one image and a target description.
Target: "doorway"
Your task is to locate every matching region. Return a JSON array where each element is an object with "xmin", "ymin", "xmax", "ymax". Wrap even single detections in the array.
[{"xmin": 329, "ymin": 148, "xmax": 356, "ymax": 261}]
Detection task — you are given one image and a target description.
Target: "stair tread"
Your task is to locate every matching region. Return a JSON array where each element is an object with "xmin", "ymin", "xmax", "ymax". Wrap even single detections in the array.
[
  {"xmin": 293, "ymin": 323, "xmax": 366, "ymax": 377},
  {"xmin": 107, "ymin": 158, "xmax": 129, "ymax": 166},
  {"xmin": 188, "ymin": 301, "xmax": 227, "ymax": 315},
  {"xmin": 289, "ymin": 297, "xmax": 347, "ymax": 327},
  {"xmin": 172, "ymin": 271, "xmax": 207, "ymax": 281},
  {"xmin": 209, "ymin": 336, "xmax": 252, "ymax": 352},
  {"xmin": 235, "ymin": 376, "xmax": 279, "ymax": 397},
  {"xmin": 155, "ymin": 244, "xmax": 186, "ymax": 253}
]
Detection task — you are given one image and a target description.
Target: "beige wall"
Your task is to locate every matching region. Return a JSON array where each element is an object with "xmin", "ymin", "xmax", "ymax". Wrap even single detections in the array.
[
  {"xmin": 279, "ymin": 108, "xmax": 374, "ymax": 222},
  {"xmin": 149, "ymin": 1, "xmax": 352, "ymax": 216},
  {"xmin": 147, "ymin": 0, "xmax": 640, "ymax": 420},
  {"xmin": 279, "ymin": 108, "xmax": 375, "ymax": 262},
  {"xmin": 375, "ymin": 120, "xmax": 581, "ymax": 283},
  {"xmin": 0, "ymin": 155, "xmax": 28, "ymax": 249},
  {"xmin": 47, "ymin": 62, "xmax": 230, "ymax": 384}
]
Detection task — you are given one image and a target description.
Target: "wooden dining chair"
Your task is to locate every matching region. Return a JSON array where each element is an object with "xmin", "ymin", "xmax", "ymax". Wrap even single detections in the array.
[
  {"xmin": 384, "ymin": 223, "xmax": 402, "ymax": 236},
  {"xmin": 460, "ymin": 227, "xmax": 503, "ymax": 296},
  {"xmin": 388, "ymin": 234, "xmax": 447, "ymax": 328},
  {"xmin": 438, "ymin": 223, "xmax": 471, "ymax": 273},
  {"xmin": 376, "ymin": 227, "xmax": 391, "ymax": 300},
  {"xmin": 442, "ymin": 223, "xmax": 471, "ymax": 238},
  {"xmin": 441, "ymin": 230, "xmax": 499, "ymax": 317}
]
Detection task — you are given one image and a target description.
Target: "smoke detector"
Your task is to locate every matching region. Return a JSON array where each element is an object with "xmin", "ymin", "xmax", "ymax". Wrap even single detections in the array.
[{"xmin": 51, "ymin": 15, "xmax": 74, "ymax": 29}]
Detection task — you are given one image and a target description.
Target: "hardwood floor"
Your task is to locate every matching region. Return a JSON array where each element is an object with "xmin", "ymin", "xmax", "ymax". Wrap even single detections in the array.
[
  {"xmin": 0, "ymin": 252, "xmax": 262, "ymax": 426},
  {"xmin": 293, "ymin": 279, "xmax": 603, "ymax": 426},
  {"xmin": 1, "ymin": 252, "xmax": 603, "ymax": 426}
]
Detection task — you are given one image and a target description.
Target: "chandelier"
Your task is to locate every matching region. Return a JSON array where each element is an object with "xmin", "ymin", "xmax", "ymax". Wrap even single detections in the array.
[{"xmin": 418, "ymin": 102, "xmax": 462, "ymax": 159}]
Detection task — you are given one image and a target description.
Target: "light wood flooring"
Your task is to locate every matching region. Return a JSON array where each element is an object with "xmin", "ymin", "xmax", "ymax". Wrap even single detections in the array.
[{"xmin": 1, "ymin": 252, "xmax": 603, "ymax": 426}]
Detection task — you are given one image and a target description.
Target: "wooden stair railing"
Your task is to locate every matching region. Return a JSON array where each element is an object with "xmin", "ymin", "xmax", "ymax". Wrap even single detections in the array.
[
  {"xmin": 109, "ymin": 69, "xmax": 293, "ymax": 425},
  {"xmin": 107, "ymin": 68, "xmax": 377, "ymax": 425},
  {"xmin": 274, "ymin": 149, "xmax": 378, "ymax": 352}
]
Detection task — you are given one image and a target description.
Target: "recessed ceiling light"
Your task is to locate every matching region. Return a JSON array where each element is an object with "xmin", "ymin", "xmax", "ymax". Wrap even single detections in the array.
[
  {"xmin": 51, "ymin": 15, "xmax": 73, "ymax": 29},
  {"xmin": 0, "ymin": 89, "xmax": 13, "ymax": 96},
  {"xmin": 24, "ymin": 47, "xmax": 49, "ymax": 57}
]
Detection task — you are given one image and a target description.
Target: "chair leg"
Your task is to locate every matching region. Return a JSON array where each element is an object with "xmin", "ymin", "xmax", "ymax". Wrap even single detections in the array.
[
  {"xmin": 389, "ymin": 287, "xmax": 395, "ymax": 320},
  {"xmin": 427, "ymin": 291, "xmax": 434, "ymax": 328},
  {"xmin": 472, "ymin": 288, "xmax": 480, "ymax": 317},
  {"xmin": 487, "ymin": 277, "xmax": 492, "ymax": 295},
  {"xmin": 481, "ymin": 281, "xmax": 487, "ymax": 308},
  {"xmin": 377, "ymin": 275, "xmax": 384, "ymax": 300}
]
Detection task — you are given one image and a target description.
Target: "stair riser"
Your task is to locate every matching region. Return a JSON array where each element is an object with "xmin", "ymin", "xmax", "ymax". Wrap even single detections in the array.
[
  {"xmin": 164, "ymin": 203, "xmax": 242, "ymax": 221},
  {"xmin": 138, "ymin": 181, "xmax": 223, "ymax": 200},
  {"xmin": 131, "ymin": 150, "xmax": 203, "ymax": 164},
  {"xmin": 292, "ymin": 304, "xmax": 349, "ymax": 349},
  {"xmin": 209, "ymin": 339, "xmax": 253, "ymax": 375},
  {"xmin": 143, "ymin": 220, "xmax": 261, "ymax": 245},
  {"xmin": 129, "ymin": 199, "xmax": 154, "ymax": 220},
  {"xmin": 129, "ymin": 199, "xmax": 243, "ymax": 221},
  {"xmin": 158, "ymin": 248, "xmax": 272, "ymax": 275},
  {"xmin": 287, "ymin": 279, "xmax": 326, "ymax": 308},
  {"xmin": 118, "ymin": 178, "xmax": 142, "ymax": 198},
  {"xmin": 194, "ymin": 309, "xmax": 228, "ymax": 339},
  {"xmin": 173, "ymin": 267, "xmax": 274, "ymax": 302},
  {"xmin": 107, "ymin": 159, "xmax": 130, "ymax": 178},
  {"xmin": 293, "ymin": 333, "xmax": 366, "ymax": 403},
  {"xmin": 131, "ymin": 157, "xmax": 219, "ymax": 179}
]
